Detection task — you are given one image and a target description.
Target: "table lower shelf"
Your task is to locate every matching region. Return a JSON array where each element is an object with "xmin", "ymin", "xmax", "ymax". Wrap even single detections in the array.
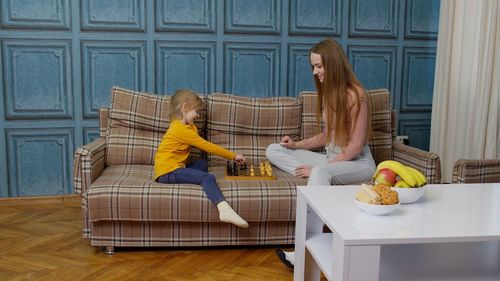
[
  {"xmin": 305, "ymin": 233, "xmax": 334, "ymax": 280},
  {"xmin": 305, "ymin": 234, "xmax": 500, "ymax": 281}
]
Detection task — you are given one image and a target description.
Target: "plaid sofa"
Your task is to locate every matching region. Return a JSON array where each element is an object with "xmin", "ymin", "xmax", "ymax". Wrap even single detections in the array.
[{"xmin": 73, "ymin": 86, "xmax": 441, "ymax": 254}]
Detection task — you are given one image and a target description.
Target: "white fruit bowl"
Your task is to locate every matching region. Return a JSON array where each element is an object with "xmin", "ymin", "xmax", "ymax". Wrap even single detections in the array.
[
  {"xmin": 391, "ymin": 185, "xmax": 426, "ymax": 203},
  {"xmin": 354, "ymin": 199, "xmax": 399, "ymax": 216}
]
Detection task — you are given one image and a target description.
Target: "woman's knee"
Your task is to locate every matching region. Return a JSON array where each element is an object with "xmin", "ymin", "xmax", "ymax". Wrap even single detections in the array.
[
  {"xmin": 266, "ymin": 143, "xmax": 284, "ymax": 159},
  {"xmin": 312, "ymin": 164, "xmax": 372, "ymax": 185},
  {"xmin": 308, "ymin": 166, "xmax": 332, "ymax": 185},
  {"xmin": 309, "ymin": 166, "xmax": 329, "ymax": 178}
]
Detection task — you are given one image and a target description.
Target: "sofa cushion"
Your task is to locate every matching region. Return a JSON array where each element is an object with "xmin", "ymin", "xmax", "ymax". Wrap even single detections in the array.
[
  {"xmin": 87, "ymin": 165, "xmax": 307, "ymax": 223},
  {"xmin": 366, "ymin": 89, "xmax": 392, "ymax": 163},
  {"xmin": 299, "ymin": 91, "xmax": 322, "ymax": 140},
  {"xmin": 108, "ymin": 87, "xmax": 171, "ymax": 132},
  {"xmin": 99, "ymin": 108, "xmax": 109, "ymax": 137},
  {"xmin": 206, "ymin": 93, "xmax": 302, "ymax": 166},
  {"xmin": 299, "ymin": 89, "xmax": 392, "ymax": 164},
  {"xmin": 367, "ymin": 89, "xmax": 391, "ymax": 133},
  {"xmin": 106, "ymin": 87, "xmax": 205, "ymax": 165}
]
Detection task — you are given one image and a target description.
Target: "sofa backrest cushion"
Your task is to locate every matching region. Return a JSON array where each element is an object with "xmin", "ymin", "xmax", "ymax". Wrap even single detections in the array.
[
  {"xmin": 206, "ymin": 93, "xmax": 302, "ymax": 166},
  {"xmin": 99, "ymin": 108, "xmax": 109, "ymax": 138},
  {"xmin": 299, "ymin": 91, "xmax": 322, "ymax": 140},
  {"xmin": 366, "ymin": 89, "xmax": 392, "ymax": 163},
  {"xmin": 106, "ymin": 86, "xmax": 205, "ymax": 165},
  {"xmin": 299, "ymin": 88, "xmax": 392, "ymax": 164}
]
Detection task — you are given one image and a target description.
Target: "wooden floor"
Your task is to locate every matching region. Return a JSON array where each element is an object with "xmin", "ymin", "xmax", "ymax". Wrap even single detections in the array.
[{"xmin": 0, "ymin": 195, "xmax": 299, "ymax": 281}]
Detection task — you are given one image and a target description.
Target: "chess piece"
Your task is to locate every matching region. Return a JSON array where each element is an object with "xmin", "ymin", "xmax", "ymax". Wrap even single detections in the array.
[
  {"xmin": 227, "ymin": 161, "xmax": 233, "ymax": 176},
  {"xmin": 259, "ymin": 162, "xmax": 265, "ymax": 175},
  {"xmin": 232, "ymin": 161, "xmax": 239, "ymax": 176},
  {"xmin": 250, "ymin": 165, "xmax": 255, "ymax": 176},
  {"xmin": 265, "ymin": 161, "xmax": 273, "ymax": 177}
]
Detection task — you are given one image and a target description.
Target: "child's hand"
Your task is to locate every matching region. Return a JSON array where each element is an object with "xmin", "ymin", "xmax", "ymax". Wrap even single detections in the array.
[
  {"xmin": 280, "ymin": 136, "xmax": 297, "ymax": 149},
  {"xmin": 234, "ymin": 154, "xmax": 246, "ymax": 163}
]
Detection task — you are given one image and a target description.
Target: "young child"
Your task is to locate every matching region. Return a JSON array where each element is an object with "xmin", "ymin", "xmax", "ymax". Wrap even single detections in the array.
[{"xmin": 154, "ymin": 89, "xmax": 248, "ymax": 228}]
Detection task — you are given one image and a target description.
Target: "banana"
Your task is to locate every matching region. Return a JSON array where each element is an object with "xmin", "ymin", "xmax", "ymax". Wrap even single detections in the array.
[
  {"xmin": 405, "ymin": 166, "xmax": 426, "ymax": 187},
  {"xmin": 394, "ymin": 180, "xmax": 411, "ymax": 188},
  {"xmin": 376, "ymin": 160, "xmax": 417, "ymax": 187}
]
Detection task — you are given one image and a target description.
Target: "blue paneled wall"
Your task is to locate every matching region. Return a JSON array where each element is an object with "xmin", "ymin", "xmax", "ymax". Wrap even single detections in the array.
[{"xmin": 0, "ymin": 0, "xmax": 439, "ymax": 197}]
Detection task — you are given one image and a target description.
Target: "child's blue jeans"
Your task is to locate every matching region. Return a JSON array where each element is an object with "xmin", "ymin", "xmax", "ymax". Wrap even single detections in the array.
[{"xmin": 157, "ymin": 159, "xmax": 225, "ymax": 205}]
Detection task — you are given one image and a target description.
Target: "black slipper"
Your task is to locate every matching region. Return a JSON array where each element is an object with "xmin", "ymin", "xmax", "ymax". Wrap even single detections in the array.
[{"xmin": 275, "ymin": 248, "xmax": 294, "ymax": 270}]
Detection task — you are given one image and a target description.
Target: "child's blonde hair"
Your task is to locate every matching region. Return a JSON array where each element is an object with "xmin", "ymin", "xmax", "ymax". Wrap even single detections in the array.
[{"xmin": 169, "ymin": 89, "xmax": 203, "ymax": 120}]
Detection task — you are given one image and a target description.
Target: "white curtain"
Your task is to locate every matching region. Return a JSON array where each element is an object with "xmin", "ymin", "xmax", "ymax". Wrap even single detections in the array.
[{"xmin": 430, "ymin": 0, "xmax": 500, "ymax": 183}]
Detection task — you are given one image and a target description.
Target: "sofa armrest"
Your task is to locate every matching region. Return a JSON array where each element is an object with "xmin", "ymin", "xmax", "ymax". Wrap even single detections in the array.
[
  {"xmin": 452, "ymin": 159, "xmax": 500, "ymax": 184},
  {"xmin": 73, "ymin": 138, "xmax": 106, "ymax": 194},
  {"xmin": 391, "ymin": 142, "xmax": 441, "ymax": 184}
]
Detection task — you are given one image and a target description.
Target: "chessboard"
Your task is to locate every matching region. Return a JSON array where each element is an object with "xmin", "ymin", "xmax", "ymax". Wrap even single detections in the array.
[{"xmin": 224, "ymin": 160, "xmax": 277, "ymax": 180}]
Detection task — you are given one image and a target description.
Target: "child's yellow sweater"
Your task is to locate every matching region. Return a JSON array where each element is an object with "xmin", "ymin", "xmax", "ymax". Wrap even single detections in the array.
[{"xmin": 154, "ymin": 119, "xmax": 236, "ymax": 180}]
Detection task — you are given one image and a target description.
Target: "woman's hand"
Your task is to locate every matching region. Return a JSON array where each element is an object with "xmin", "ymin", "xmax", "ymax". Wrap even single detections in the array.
[
  {"xmin": 280, "ymin": 136, "xmax": 297, "ymax": 149},
  {"xmin": 234, "ymin": 154, "xmax": 246, "ymax": 163},
  {"xmin": 294, "ymin": 165, "xmax": 312, "ymax": 178}
]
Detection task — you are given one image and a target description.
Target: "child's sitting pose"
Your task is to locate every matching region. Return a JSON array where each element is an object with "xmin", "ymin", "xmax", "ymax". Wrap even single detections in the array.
[{"xmin": 154, "ymin": 89, "xmax": 248, "ymax": 228}]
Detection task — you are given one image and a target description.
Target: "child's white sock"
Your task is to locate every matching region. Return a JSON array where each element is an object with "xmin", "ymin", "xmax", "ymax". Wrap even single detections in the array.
[{"xmin": 217, "ymin": 201, "xmax": 249, "ymax": 228}]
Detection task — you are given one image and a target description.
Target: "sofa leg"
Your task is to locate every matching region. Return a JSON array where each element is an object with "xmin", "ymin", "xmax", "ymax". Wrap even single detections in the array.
[{"xmin": 104, "ymin": 246, "xmax": 115, "ymax": 255}]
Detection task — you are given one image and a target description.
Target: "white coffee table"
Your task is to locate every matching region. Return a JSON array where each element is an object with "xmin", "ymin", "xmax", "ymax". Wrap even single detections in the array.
[{"xmin": 294, "ymin": 184, "xmax": 500, "ymax": 281}]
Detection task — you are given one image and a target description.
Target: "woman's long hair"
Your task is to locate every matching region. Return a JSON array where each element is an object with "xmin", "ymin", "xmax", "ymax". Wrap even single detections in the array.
[{"xmin": 310, "ymin": 38, "xmax": 371, "ymax": 147}]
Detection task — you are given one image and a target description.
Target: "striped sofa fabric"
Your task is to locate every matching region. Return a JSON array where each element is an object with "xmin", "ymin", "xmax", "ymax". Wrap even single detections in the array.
[
  {"xmin": 452, "ymin": 159, "xmax": 500, "ymax": 183},
  {"xmin": 206, "ymin": 93, "xmax": 302, "ymax": 166},
  {"xmin": 73, "ymin": 86, "xmax": 440, "ymax": 252}
]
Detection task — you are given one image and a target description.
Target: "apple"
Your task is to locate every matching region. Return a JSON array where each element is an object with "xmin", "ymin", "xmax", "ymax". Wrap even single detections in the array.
[{"xmin": 375, "ymin": 168, "xmax": 397, "ymax": 186}]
